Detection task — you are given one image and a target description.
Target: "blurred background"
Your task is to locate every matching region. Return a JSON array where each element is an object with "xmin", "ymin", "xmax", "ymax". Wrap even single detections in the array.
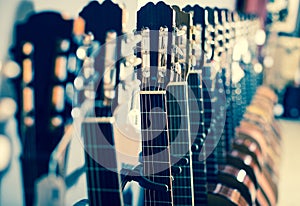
[{"xmin": 0, "ymin": 0, "xmax": 299, "ymax": 205}]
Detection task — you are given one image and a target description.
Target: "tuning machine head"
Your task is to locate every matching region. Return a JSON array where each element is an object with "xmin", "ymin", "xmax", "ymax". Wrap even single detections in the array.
[
  {"xmin": 157, "ymin": 26, "xmax": 169, "ymax": 84},
  {"xmin": 0, "ymin": 134, "xmax": 12, "ymax": 175},
  {"xmin": 0, "ymin": 98, "xmax": 17, "ymax": 122},
  {"xmin": 1, "ymin": 60, "xmax": 21, "ymax": 79}
]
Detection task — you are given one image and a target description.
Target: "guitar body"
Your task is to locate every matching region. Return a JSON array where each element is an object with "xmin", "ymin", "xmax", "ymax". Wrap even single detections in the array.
[
  {"xmin": 208, "ymin": 183, "xmax": 248, "ymax": 206},
  {"xmin": 217, "ymin": 165, "xmax": 256, "ymax": 204},
  {"xmin": 238, "ymin": 121, "xmax": 280, "ymax": 177}
]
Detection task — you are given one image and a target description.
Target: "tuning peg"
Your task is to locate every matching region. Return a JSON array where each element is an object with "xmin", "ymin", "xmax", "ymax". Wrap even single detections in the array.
[
  {"xmin": 176, "ymin": 27, "xmax": 186, "ymax": 36},
  {"xmin": 73, "ymin": 17, "xmax": 85, "ymax": 36},
  {"xmin": 83, "ymin": 32, "xmax": 94, "ymax": 45},
  {"xmin": 121, "ymin": 34, "xmax": 142, "ymax": 57},
  {"xmin": 0, "ymin": 98, "xmax": 17, "ymax": 122},
  {"xmin": 73, "ymin": 76, "xmax": 84, "ymax": 90},
  {"xmin": 76, "ymin": 46, "xmax": 87, "ymax": 60},
  {"xmin": 1, "ymin": 60, "xmax": 21, "ymax": 79},
  {"xmin": 126, "ymin": 55, "xmax": 142, "ymax": 67},
  {"xmin": 0, "ymin": 135, "xmax": 11, "ymax": 173}
]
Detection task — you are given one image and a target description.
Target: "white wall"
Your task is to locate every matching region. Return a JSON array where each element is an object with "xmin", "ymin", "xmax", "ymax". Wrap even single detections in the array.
[
  {"xmin": 0, "ymin": 0, "xmax": 236, "ymax": 63},
  {"xmin": 0, "ymin": 0, "xmax": 139, "ymax": 62},
  {"xmin": 137, "ymin": 0, "xmax": 236, "ymax": 10}
]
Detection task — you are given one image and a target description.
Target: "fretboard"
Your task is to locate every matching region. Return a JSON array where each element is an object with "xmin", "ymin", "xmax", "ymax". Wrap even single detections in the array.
[
  {"xmin": 140, "ymin": 91, "xmax": 173, "ymax": 206},
  {"xmin": 166, "ymin": 82, "xmax": 194, "ymax": 206},
  {"xmin": 187, "ymin": 71, "xmax": 208, "ymax": 205},
  {"xmin": 215, "ymin": 70, "xmax": 228, "ymax": 166},
  {"xmin": 221, "ymin": 67, "xmax": 234, "ymax": 153},
  {"xmin": 82, "ymin": 107, "xmax": 123, "ymax": 206},
  {"xmin": 202, "ymin": 65, "xmax": 219, "ymax": 183}
]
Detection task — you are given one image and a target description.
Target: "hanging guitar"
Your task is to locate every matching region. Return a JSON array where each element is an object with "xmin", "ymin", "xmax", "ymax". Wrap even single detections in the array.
[
  {"xmin": 136, "ymin": 2, "xmax": 175, "ymax": 205},
  {"xmin": 10, "ymin": 11, "xmax": 80, "ymax": 206},
  {"xmin": 182, "ymin": 5, "xmax": 209, "ymax": 205},
  {"xmin": 166, "ymin": 5, "xmax": 195, "ymax": 206},
  {"xmin": 77, "ymin": 1, "xmax": 133, "ymax": 205},
  {"xmin": 209, "ymin": 8, "xmax": 258, "ymax": 206}
]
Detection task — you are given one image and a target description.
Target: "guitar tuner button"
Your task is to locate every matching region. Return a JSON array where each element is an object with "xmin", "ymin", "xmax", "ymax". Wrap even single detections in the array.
[
  {"xmin": 24, "ymin": 117, "xmax": 34, "ymax": 126},
  {"xmin": 2, "ymin": 60, "xmax": 21, "ymax": 79},
  {"xmin": 51, "ymin": 116, "xmax": 63, "ymax": 127},
  {"xmin": 23, "ymin": 42, "xmax": 34, "ymax": 55},
  {"xmin": 59, "ymin": 39, "xmax": 70, "ymax": 52}
]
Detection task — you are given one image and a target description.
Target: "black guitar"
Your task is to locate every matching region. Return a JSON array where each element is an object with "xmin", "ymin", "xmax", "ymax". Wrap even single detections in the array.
[
  {"xmin": 136, "ymin": 2, "xmax": 175, "ymax": 205},
  {"xmin": 11, "ymin": 12, "xmax": 78, "ymax": 206},
  {"xmin": 183, "ymin": 5, "xmax": 209, "ymax": 205},
  {"xmin": 166, "ymin": 5, "xmax": 195, "ymax": 206}
]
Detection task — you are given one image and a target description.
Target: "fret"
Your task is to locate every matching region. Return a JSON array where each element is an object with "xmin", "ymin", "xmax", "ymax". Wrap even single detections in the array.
[
  {"xmin": 144, "ymin": 199, "xmax": 173, "ymax": 205},
  {"xmin": 141, "ymin": 129, "xmax": 168, "ymax": 132},
  {"xmin": 168, "ymin": 128, "xmax": 189, "ymax": 131},
  {"xmin": 143, "ymin": 160, "xmax": 173, "ymax": 165},
  {"xmin": 88, "ymin": 188, "xmax": 122, "ymax": 193}
]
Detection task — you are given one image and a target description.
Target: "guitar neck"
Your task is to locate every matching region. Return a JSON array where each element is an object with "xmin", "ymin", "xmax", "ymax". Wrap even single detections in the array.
[
  {"xmin": 140, "ymin": 91, "xmax": 173, "ymax": 206},
  {"xmin": 202, "ymin": 65, "xmax": 219, "ymax": 183},
  {"xmin": 78, "ymin": 2, "xmax": 125, "ymax": 204},
  {"xmin": 166, "ymin": 82, "xmax": 194, "ymax": 205},
  {"xmin": 222, "ymin": 67, "xmax": 235, "ymax": 153},
  {"xmin": 215, "ymin": 70, "xmax": 229, "ymax": 166},
  {"xmin": 82, "ymin": 110, "xmax": 123, "ymax": 206},
  {"xmin": 187, "ymin": 71, "xmax": 208, "ymax": 204}
]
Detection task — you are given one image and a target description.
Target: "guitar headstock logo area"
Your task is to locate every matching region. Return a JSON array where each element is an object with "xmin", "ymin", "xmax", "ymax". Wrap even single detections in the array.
[{"xmin": 72, "ymin": 30, "xmax": 227, "ymax": 176}]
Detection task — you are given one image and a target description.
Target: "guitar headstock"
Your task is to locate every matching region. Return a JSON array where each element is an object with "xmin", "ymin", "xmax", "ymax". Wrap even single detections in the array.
[
  {"xmin": 10, "ymin": 11, "xmax": 78, "ymax": 206},
  {"xmin": 78, "ymin": 0, "xmax": 125, "ymax": 112},
  {"xmin": 136, "ymin": 2, "xmax": 174, "ymax": 91},
  {"xmin": 214, "ymin": 7, "xmax": 225, "ymax": 58},
  {"xmin": 171, "ymin": 5, "xmax": 192, "ymax": 82},
  {"xmin": 204, "ymin": 7, "xmax": 215, "ymax": 61},
  {"xmin": 183, "ymin": 5, "xmax": 205, "ymax": 71}
]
